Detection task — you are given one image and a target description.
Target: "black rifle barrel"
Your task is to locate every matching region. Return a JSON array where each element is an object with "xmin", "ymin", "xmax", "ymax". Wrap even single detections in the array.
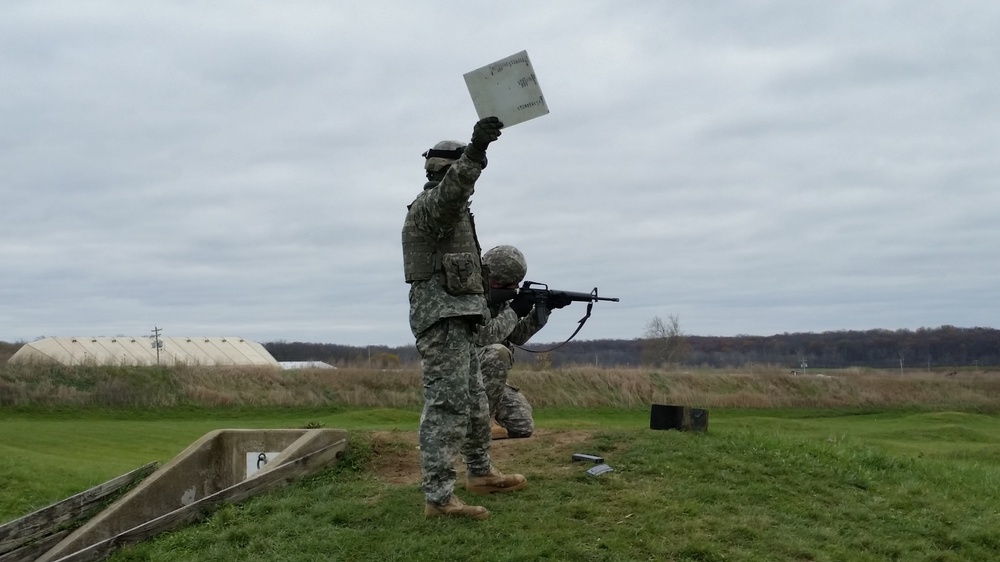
[
  {"xmin": 521, "ymin": 281, "xmax": 619, "ymax": 303},
  {"xmin": 543, "ymin": 288, "xmax": 619, "ymax": 302}
]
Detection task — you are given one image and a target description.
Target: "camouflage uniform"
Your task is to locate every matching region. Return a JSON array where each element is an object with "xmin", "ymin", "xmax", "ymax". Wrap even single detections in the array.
[
  {"xmin": 474, "ymin": 298, "xmax": 546, "ymax": 437},
  {"xmin": 403, "ymin": 150, "xmax": 493, "ymax": 506}
]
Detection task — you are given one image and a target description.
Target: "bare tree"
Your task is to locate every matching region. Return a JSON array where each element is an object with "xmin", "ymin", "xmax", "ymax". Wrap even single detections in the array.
[{"xmin": 642, "ymin": 314, "xmax": 688, "ymax": 367}]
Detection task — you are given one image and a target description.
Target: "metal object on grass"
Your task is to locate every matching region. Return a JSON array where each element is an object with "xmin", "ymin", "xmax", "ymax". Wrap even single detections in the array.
[{"xmin": 586, "ymin": 464, "xmax": 614, "ymax": 477}]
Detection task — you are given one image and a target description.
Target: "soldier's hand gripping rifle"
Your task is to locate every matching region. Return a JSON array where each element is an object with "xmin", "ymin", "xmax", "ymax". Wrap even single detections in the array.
[{"xmin": 492, "ymin": 280, "xmax": 620, "ymax": 351}]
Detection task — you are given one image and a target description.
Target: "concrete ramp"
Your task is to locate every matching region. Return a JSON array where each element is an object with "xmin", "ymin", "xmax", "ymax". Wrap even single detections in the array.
[
  {"xmin": 33, "ymin": 428, "xmax": 348, "ymax": 562},
  {"xmin": 0, "ymin": 463, "xmax": 157, "ymax": 562}
]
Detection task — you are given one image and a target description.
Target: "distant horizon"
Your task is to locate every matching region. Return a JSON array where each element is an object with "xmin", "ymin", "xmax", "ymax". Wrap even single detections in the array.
[{"xmin": 11, "ymin": 323, "xmax": 997, "ymax": 347}]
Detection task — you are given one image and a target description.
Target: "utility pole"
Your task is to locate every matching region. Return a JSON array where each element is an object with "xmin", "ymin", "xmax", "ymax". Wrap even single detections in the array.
[{"xmin": 151, "ymin": 326, "xmax": 163, "ymax": 365}]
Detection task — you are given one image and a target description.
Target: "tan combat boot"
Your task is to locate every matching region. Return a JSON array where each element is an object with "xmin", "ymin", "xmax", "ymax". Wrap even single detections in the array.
[
  {"xmin": 491, "ymin": 420, "xmax": 509, "ymax": 440},
  {"xmin": 467, "ymin": 467, "xmax": 527, "ymax": 495},
  {"xmin": 424, "ymin": 495, "xmax": 490, "ymax": 520}
]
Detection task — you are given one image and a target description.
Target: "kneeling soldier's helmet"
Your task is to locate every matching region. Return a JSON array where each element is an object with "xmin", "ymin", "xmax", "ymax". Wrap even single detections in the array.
[{"xmin": 483, "ymin": 245, "xmax": 527, "ymax": 286}]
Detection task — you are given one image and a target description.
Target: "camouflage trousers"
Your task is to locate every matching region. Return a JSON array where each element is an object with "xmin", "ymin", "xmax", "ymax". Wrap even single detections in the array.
[
  {"xmin": 416, "ymin": 318, "xmax": 492, "ymax": 505},
  {"xmin": 478, "ymin": 343, "xmax": 535, "ymax": 438}
]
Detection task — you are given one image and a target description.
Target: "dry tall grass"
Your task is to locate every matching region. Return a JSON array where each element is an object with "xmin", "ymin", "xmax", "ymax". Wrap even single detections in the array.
[
  {"xmin": 2, "ymin": 362, "xmax": 999, "ymax": 410},
  {"xmin": 515, "ymin": 366, "xmax": 1000, "ymax": 410}
]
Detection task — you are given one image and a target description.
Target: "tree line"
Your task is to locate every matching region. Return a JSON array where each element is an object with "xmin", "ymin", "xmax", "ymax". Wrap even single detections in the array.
[{"xmin": 263, "ymin": 325, "xmax": 1000, "ymax": 369}]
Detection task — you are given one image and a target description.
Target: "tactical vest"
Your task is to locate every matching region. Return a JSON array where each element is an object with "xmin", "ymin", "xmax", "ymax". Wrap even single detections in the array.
[{"xmin": 402, "ymin": 203, "xmax": 485, "ymax": 293}]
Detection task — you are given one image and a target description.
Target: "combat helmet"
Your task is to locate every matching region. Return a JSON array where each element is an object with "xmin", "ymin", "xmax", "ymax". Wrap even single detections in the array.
[
  {"xmin": 423, "ymin": 140, "xmax": 466, "ymax": 173},
  {"xmin": 483, "ymin": 245, "xmax": 527, "ymax": 286}
]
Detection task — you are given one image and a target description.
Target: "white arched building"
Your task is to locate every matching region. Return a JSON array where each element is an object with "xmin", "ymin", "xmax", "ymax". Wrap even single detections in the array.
[{"xmin": 8, "ymin": 336, "xmax": 279, "ymax": 367}]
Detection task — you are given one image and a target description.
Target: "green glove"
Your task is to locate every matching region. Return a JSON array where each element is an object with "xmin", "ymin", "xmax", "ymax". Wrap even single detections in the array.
[
  {"xmin": 470, "ymin": 116, "xmax": 503, "ymax": 152},
  {"xmin": 509, "ymin": 291, "xmax": 533, "ymax": 318}
]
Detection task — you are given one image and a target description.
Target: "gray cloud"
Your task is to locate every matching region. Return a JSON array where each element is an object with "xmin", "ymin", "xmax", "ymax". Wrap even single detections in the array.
[{"xmin": 3, "ymin": 1, "xmax": 999, "ymax": 347}]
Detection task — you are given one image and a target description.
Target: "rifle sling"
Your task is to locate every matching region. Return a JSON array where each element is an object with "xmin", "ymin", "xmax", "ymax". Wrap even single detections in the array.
[{"xmin": 515, "ymin": 301, "xmax": 594, "ymax": 354}]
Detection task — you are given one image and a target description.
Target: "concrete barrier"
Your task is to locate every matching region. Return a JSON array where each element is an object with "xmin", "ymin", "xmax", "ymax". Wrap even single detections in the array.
[{"xmin": 34, "ymin": 428, "xmax": 348, "ymax": 562}]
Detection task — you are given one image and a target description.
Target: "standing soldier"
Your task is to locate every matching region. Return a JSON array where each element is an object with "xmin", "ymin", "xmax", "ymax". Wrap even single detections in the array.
[{"xmin": 402, "ymin": 117, "xmax": 527, "ymax": 520}]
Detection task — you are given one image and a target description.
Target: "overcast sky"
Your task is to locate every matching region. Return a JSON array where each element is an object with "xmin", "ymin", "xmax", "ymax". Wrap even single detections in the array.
[{"xmin": 3, "ymin": 1, "xmax": 998, "ymax": 347}]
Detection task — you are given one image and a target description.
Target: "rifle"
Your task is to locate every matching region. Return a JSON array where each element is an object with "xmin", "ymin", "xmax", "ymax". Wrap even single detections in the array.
[{"xmin": 491, "ymin": 280, "xmax": 619, "ymax": 351}]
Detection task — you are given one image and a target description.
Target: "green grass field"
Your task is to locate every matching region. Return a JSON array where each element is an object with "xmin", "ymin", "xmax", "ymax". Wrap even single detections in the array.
[{"xmin": 3, "ymin": 406, "xmax": 1000, "ymax": 561}]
